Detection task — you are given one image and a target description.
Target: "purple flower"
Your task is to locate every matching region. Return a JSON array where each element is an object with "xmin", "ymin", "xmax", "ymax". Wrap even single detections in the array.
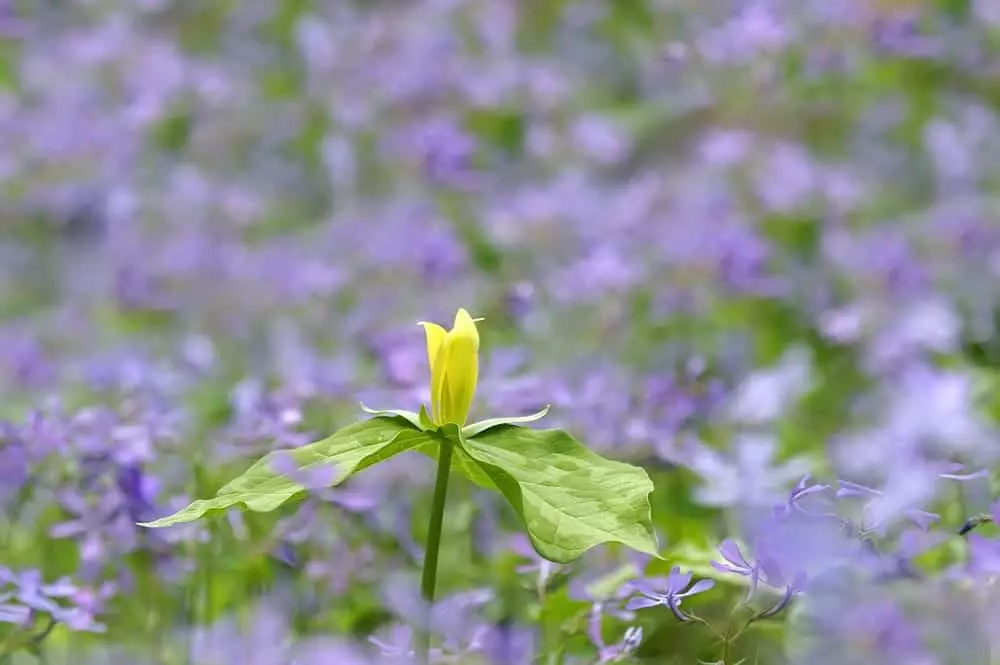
[
  {"xmin": 836, "ymin": 477, "xmax": 945, "ymax": 534},
  {"xmin": 683, "ymin": 434, "xmax": 811, "ymax": 509},
  {"xmin": 936, "ymin": 463, "xmax": 990, "ymax": 482},
  {"xmin": 712, "ymin": 538, "xmax": 769, "ymax": 600},
  {"xmin": 775, "ymin": 475, "xmax": 834, "ymax": 519},
  {"xmin": 0, "ymin": 568, "xmax": 76, "ymax": 616},
  {"xmin": 625, "ymin": 567, "xmax": 714, "ymax": 621},
  {"xmin": 711, "ymin": 537, "xmax": 808, "ymax": 615},
  {"xmin": 0, "ymin": 568, "xmax": 110, "ymax": 633},
  {"xmin": 589, "ymin": 602, "xmax": 643, "ymax": 663},
  {"xmin": 712, "ymin": 539, "xmax": 757, "ymax": 579}
]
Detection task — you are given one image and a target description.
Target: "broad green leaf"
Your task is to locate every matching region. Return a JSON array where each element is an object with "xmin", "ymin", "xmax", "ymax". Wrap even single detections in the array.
[
  {"xmin": 462, "ymin": 405, "xmax": 551, "ymax": 438},
  {"xmin": 459, "ymin": 426, "xmax": 659, "ymax": 563},
  {"xmin": 140, "ymin": 417, "xmax": 431, "ymax": 528},
  {"xmin": 359, "ymin": 403, "xmax": 425, "ymax": 430}
]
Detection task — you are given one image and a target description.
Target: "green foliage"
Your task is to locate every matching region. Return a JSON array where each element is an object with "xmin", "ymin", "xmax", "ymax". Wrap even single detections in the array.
[
  {"xmin": 139, "ymin": 416, "xmax": 432, "ymax": 527},
  {"xmin": 456, "ymin": 425, "xmax": 659, "ymax": 563},
  {"xmin": 142, "ymin": 412, "xmax": 659, "ymax": 566}
]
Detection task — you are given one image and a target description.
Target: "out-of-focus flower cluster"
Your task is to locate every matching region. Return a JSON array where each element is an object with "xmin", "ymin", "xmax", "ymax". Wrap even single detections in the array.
[{"xmin": 3, "ymin": 0, "xmax": 1000, "ymax": 662}]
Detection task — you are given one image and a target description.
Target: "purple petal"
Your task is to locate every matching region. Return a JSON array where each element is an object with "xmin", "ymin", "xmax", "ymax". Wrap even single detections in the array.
[
  {"xmin": 758, "ymin": 557, "xmax": 787, "ymax": 588},
  {"xmin": 937, "ymin": 464, "xmax": 989, "ymax": 481},
  {"xmin": 665, "ymin": 567, "xmax": 693, "ymax": 594},
  {"xmin": 791, "ymin": 482, "xmax": 829, "ymax": 501},
  {"xmin": 711, "ymin": 560, "xmax": 748, "ymax": 576},
  {"xmin": 717, "ymin": 539, "xmax": 751, "ymax": 570},
  {"xmin": 17, "ymin": 589, "xmax": 60, "ymax": 614},
  {"xmin": 0, "ymin": 603, "xmax": 29, "ymax": 625},
  {"xmin": 836, "ymin": 480, "xmax": 881, "ymax": 498},
  {"xmin": 756, "ymin": 586, "xmax": 795, "ymax": 620},
  {"xmin": 41, "ymin": 577, "xmax": 77, "ymax": 598},
  {"xmin": 968, "ymin": 534, "xmax": 1000, "ymax": 576},
  {"xmin": 49, "ymin": 520, "xmax": 87, "ymax": 539},
  {"xmin": 904, "ymin": 509, "xmax": 940, "ymax": 531},
  {"xmin": 627, "ymin": 577, "xmax": 664, "ymax": 596},
  {"xmin": 680, "ymin": 579, "xmax": 715, "ymax": 597},
  {"xmin": 625, "ymin": 596, "xmax": 661, "ymax": 611},
  {"xmin": 16, "ymin": 569, "xmax": 43, "ymax": 590}
]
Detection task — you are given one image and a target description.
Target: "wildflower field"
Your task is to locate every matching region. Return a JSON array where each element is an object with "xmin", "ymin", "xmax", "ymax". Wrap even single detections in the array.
[{"xmin": 4, "ymin": 1, "xmax": 1000, "ymax": 663}]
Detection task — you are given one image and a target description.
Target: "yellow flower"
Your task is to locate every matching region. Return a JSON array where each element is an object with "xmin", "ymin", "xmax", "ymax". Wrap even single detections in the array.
[{"xmin": 419, "ymin": 308, "xmax": 481, "ymax": 426}]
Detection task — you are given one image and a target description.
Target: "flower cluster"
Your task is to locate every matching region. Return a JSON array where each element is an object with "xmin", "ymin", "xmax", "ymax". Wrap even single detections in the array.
[{"xmin": 3, "ymin": 0, "xmax": 1000, "ymax": 663}]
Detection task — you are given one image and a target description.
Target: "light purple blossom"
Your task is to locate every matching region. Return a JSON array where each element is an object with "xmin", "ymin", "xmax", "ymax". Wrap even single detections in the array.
[{"xmin": 625, "ymin": 567, "xmax": 715, "ymax": 621}]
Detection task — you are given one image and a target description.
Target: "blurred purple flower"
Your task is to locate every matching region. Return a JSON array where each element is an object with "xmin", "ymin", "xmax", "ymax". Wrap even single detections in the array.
[
  {"xmin": 0, "ymin": 568, "xmax": 110, "ymax": 633},
  {"xmin": 481, "ymin": 622, "xmax": 535, "ymax": 665},
  {"xmin": 369, "ymin": 624, "xmax": 427, "ymax": 661},
  {"xmin": 684, "ymin": 434, "xmax": 811, "ymax": 509},
  {"xmin": 777, "ymin": 475, "xmax": 834, "ymax": 518},
  {"xmin": 116, "ymin": 464, "xmax": 161, "ymax": 523},
  {"xmin": 836, "ymin": 479, "xmax": 942, "ymax": 533},
  {"xmin": 872, "ymin": 15, "xmax": 944, "ymax": 60},
  {"xmin": 589, "ymin": 602, "xmax": 643, "ymax": 664},
  {"xmin": 712, "ymin": 535, "xmax": 809, "ymax": 616}
]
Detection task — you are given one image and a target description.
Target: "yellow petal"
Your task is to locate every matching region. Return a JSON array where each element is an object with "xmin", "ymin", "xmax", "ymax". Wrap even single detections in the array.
[
  {"xmin": 418, "ymin": 321, "xmax": 448, "ymax": 370},
  {"xmin": 419, "ymin": 321, "xmax": 448, "ymax": 424},
  {"xmin": 451, "ymin": 309, "xmax": 480, "ymax": 351},
  {"xmin": 439, "ymin": 309, "xmax": 479, "ymax": 425}
]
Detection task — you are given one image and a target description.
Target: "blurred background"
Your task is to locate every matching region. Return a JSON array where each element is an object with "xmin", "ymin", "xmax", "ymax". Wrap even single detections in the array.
[{"xmin": 3, "ymin": 0, "xmax": 1000, "ymax": 663}]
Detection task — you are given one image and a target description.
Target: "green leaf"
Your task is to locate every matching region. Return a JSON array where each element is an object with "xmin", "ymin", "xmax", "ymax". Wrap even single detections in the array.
[
  {"xmin": 359, "ymin": 404, "xmax": 425, "ymax": 431},
  {"xmin": 139, "ymin": 417, "xmax": 432, "ymax": 528},
  {"xmin": 462, "ymin": 406, "xmax": 551, "ymax": 438},
  {"xmin": 419, "ymin": 404, "xmax": 437, "ymax": 430},
  {"xmin": 458, "ymin": 426, "xmax": 659, "ymax": 563}
]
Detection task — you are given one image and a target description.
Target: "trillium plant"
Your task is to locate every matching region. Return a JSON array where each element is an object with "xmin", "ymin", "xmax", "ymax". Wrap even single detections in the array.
[{"xmin": 141, "ymin": 309, "xmax": 659, "ymax": 658}]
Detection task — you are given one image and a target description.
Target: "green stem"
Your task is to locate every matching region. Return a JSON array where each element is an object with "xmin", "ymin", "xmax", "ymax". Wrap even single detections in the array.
[
  {"xmin": 419, "ymin": 437, "xmax": 455, "ymax": 663},
  {"xmin": 721, "ymin": 608, "xmax": 737, "ymax": 665},
  {"xmin": 541, "ymin": 604, "xmax": 563, "ymax": 665},
  {"xmin": 0, "ymin": 633, "xmax": 16, "ymax": 665}
]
